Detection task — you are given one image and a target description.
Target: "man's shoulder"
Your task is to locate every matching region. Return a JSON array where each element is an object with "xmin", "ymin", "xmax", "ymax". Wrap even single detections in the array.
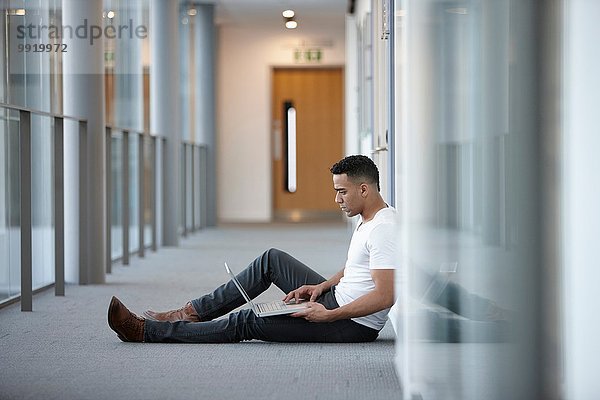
[{"xmin": 373, "ymin": 207, "xmax": 399, "ymax": 226}]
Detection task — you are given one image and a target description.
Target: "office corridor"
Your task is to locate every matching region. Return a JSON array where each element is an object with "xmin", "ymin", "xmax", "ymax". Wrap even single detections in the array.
[{"xmin": 0, "ymin": 223, "xmax": 399, "ymax": 400}]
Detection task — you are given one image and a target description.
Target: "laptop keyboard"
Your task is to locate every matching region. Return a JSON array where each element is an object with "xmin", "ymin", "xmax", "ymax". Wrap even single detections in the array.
[{"xmin": 257, "ymin": 301, "xmax": 289, "ymax": 313}]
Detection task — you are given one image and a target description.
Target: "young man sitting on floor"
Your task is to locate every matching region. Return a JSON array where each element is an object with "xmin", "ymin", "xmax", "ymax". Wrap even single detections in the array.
[{"xmin": 107, "ymin": 155, "xmax": 398, "ymax": 343}]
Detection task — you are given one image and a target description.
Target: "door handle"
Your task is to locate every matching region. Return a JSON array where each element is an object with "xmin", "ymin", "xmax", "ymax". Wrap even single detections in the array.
[{"xmin": 284, "ymin": 101, "xmax": 297, "ymax": 193}]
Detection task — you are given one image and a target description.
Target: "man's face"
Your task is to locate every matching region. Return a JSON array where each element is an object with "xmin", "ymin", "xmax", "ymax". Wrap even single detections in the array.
[{"xmin": 333, "ymin": 173, "xmax": 365, "ymax": 218}]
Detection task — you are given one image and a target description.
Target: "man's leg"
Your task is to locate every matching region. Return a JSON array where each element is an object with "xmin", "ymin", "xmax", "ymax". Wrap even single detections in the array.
[
  {"xmin": 415, "ymin": 267, "xmax": 506, "ymax": 321},
  {"xmin": 189, "ymin": 248, "xmax": 326, "ymax": 321},
  {"xmin": 144, "ymin": 291, "xmax": 379, "ymax": 344}
]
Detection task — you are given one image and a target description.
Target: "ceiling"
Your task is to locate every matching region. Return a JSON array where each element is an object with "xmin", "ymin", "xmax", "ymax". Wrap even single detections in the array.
[{"xmin": 194, "ymin": 0, "xmax": 349, "ymax": 30}]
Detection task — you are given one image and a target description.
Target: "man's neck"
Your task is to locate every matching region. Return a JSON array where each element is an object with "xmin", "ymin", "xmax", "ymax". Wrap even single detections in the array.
[{"xmin": 360, "ymin": 197, "xmax": 388, "ymax": 223}]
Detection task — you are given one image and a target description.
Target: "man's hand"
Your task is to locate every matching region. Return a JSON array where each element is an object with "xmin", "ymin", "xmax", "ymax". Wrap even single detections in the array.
[
  {"xmin": 283, "ymin": 284, "xmax": 324, "ymax": 304},
  {"xmin": 290, "ymin": 302, "xmax": 332, "ymax": 322}
]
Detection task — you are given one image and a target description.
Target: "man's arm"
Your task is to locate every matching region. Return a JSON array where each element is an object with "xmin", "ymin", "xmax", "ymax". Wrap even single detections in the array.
[
  {"xmin": 319, "ymin": 268, "xmax": 345, "ymax": 292},
  {"xmin": 291, "ymin": 269, "xmax": 394, "ymax": 322},
  {"xmin": 283, "ymin": 268, "xmax": 345, "ymax": 303}
]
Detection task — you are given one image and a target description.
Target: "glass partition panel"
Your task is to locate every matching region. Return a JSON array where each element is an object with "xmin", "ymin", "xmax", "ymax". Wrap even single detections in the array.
[
  {"xmin": 185, "ymin": 144, "xmax": 192, "ymax": 232},
  {"xmin": 129, "ymin": 133, "xmax": 139, "ymax": 253},
  {"xmin": 394, "ymin": 0, "xmax": 542, "ymax": 399},
  {"xmin": 0, "ymin": 108, "xmax": 15, "ymax": 301},
  {"xmin": 104, "ymin": 0, "xmax": 145, "ymax": 131},
  {"xmin": 3, "ymin": 0, "xmax": 62, "ymax": 113},
  {"xmin": 193, "ymin": 146, "xmax": 201, "ymax": 229},
  {"xmin": 0, "ymin": 108, "xmax": 21, "ymax": 301},
  {"xmin": 0, "ymin": 108, "xmax": 8, "ymax": 301},
  {"xmin": 31, "ymin": 114, "xmax": 54, "ymax": 290},
  {"xmin": 111, "ymin": 131, "xmax": 123, "ymax": 260},
  {"xmin": 155, "ymin": 137, "xmax": 163, "ymax": 245},
  {"xmin": 7, "ymin": 110, "xmax": 20, "ymax": 298},
  {"xmin": 0, "ymin": 0, "xmax": 63, "ymax": 300},
  {"xmin": 143, "ymin": 136, "xmax": 152, "ymax": 247}
]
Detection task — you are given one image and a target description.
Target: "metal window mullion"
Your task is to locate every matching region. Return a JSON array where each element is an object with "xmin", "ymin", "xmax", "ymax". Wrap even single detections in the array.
[
  {"xmin": 196, "ymin": 145, "xmax": 202, "ymax": 230},
  {"xmin": 54, "ymin": 117, "xmax": 65, "ymax": 295},
  {"xmin": 78, "ymin": 121, "xmax": 89, "ymax": 284},
  {"xmin": 138, "ymin": 134, "xmax": 145, "ymax": 257},
  {"xmin": 105, "ymin": 127, "xmax": 112, "ymax": 273},
  {"xmin": 161, "ymin": 138, "xmax": 167, "ymax": 245},
  {"xmin": 151, "ymin": 136, "xmax": 157, "ymax": 252},
  {"xmin": 200, "ymin": 146, "xmax": 208, "ymax": 229},
  {"xmin": 122, "ymin": 131, "xmax": 130, "ymax": 265},
  {"xmin": 20, "ymin": 110, "xmax": 32, "ymax": 311},
  {"xmin": 191, "ymin": 144, "xmax": 195, "ymax": 232},
  {"xmin": 182, "ymin": 143, "xmax": 187, "ymax": 238}
]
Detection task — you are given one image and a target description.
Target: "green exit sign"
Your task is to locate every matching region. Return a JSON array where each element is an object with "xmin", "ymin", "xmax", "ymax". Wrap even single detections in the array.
[{"xmin": 294, "ymin": 48, "xmax": 322, "ymax": 63}]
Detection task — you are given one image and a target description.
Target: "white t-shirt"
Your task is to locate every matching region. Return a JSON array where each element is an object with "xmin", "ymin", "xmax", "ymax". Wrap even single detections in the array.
[{"xmin": 334, "ymin": 206, "xmax": 399, "ymax": 330}]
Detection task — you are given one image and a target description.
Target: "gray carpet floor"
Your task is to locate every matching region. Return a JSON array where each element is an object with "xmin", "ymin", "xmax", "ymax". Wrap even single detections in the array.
[{"xmin": 0, "ymin": 223, "xmax": 401, "ymax": 400}]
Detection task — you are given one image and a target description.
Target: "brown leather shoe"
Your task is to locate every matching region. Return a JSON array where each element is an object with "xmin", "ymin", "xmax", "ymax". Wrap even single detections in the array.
[
  {"xmin": 143, "ymin": 301, "xmax": 200, "ymax": 322},
  {"xmin": 107, "ymin": 296, "xmax": 145, "ymax": 342}
]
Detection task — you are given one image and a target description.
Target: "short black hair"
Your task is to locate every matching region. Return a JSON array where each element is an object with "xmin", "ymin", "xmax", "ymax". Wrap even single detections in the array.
[{"xmin": 330, "ymin": 155, "xmax": 380, "ymax": 191}]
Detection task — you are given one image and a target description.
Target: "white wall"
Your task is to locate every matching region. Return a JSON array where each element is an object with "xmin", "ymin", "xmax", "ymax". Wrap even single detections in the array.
[
  {"xmin": 563, "ymin": 0, "xmax": 600, "ymax": 398},
  {"xmin": 217, "ymin": 24, "xmax": 346, "ymax": 222},
  {"xmin": 345, "ymin": 14, "xmax": 359, "ymax": 157}
]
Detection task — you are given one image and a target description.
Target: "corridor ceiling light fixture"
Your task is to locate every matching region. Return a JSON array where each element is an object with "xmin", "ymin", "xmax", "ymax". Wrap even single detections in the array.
[
  {"xmin": 107, "ymin": 10, "xmax": 116, "ymax": 19},
  {"xmin": 283, "ymin": 10, "xmax": 298, "ymax": 30},
  {"xmin": 188, "ymin": 8, "xmax": 197, "ymax": 16},
  {"xmin": 182, "ymin": 17, "xmax": 189, "ymax": 25}
]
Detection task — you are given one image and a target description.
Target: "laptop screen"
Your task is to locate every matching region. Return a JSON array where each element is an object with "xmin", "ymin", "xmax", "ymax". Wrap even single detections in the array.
[{"xmin": 224, "ymin": 263, "xmax": 257, "ymax": 311}]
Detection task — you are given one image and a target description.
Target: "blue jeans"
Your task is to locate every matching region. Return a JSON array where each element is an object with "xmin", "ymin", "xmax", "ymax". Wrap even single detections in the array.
[{"xmin": 144, "ymin": 248, "xmax": 379, "ymax": 343}]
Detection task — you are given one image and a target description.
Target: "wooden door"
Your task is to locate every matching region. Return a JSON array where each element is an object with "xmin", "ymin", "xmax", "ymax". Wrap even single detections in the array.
[{"xmin": 272, "ymin": 68, "xmax": 344, "ymax": 221}]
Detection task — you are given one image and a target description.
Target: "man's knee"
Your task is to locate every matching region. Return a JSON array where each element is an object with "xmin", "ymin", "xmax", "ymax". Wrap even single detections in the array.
[{"xmin": 265, "ymin": 248, "xmax": 287, "ymax": 260}]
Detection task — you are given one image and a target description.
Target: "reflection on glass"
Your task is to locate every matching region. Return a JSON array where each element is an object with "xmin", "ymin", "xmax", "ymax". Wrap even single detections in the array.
[
  {"xmin": 31, "ymin": 114, "xmax": 55, "ymax": 290},
  {"xmin": 143, "ymin": 137, "xmax": 152, "ymax": 248},
  {"xmin": 0, "ymin": 108, "xmax": 16, "ymax": 301},
  {"xmin": 395, "ymin": 0, "xmax": 541, "ymax": 398},
  {"xmin": 186, "ymin": 144, "xmax": 193, "ymax": 231},
  {"xmin": 111, "ymin": 132, "xmax": 123, "ymax": 259},
  {"xmin": 129, "ymin": 134, "xmax": 139, "ymax": 253},
  {"xmin": 193, "ymin": 146, "xmax": 201, "ymax": 229},
  {"xmin": 0, "ymin": 0, "xmax": 62, "ymax": 302},
  {"xmin": 104, "ymin": 0, "xmax": 145, "ymax": 131}
]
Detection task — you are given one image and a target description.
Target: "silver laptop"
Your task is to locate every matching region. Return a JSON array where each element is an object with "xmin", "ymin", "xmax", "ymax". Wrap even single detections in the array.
[
  {"xmin": 225, "ymin": 262, "xmax": 308, "ymax": 317},
  {"xmin": 420, "ymin": 261, "xmax": 458, "ymax": 303}
]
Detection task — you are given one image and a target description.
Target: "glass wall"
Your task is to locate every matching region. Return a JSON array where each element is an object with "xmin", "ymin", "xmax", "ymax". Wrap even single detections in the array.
[
  {"xmin": 110, "ymin": 131, "xmax": 123, "ymax": 259},
  {"xmin": 128, "ymin": 133, "xmax": 139, "ymax": 253},
  {"xmin": 0, "ymin": 0, "xmax": 62, "ymax": 300},
  {"xmin": 356, "ymin": 12, "xmax": 374, "ymax": 156},
  {"xmin": 394, "ymin": 0, "xmax": 545, "ymax": 398},
  {"xmin": 179, "ymin": 4, "xmax": 193, "ymax": 235},
  {"xmin": 0, "ymin": 109, "xmax": 20, "ymax": 301},
  {"xmin": 104, "ymin": 0, "xmax": 149, "ymax": 259},
  {"xmin": 31, "ymin": 114, "xmax": 55, "ymax": 289},
  {"xmin": 0, "ymin": 0, "xmax": 207, "ymax": 305},
  {"xmin": 143, "ymin": 136, "xmax": 153, "ymax": 247}
]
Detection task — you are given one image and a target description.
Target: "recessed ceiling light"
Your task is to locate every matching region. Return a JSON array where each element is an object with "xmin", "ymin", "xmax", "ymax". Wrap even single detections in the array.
[
  {"xmin": 107, "ymin": 10, "xmax": 116, "ymax": 19},
  {"xmin": 285, "ymin": 20, "xmax": 298, "ymax": 29},
  {"xmin": 282, "ymin": 9, "xmax": 295, "ymax": 18},
  {"xmin": 188, "ymin": 8, "xmax": 197, "ymax": 16}
]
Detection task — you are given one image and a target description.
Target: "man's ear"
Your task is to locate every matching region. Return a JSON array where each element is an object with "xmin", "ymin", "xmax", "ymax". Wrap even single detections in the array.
[{"xmin": 360, "ymin": 183, "xmax": 369, "ymax": 197}]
